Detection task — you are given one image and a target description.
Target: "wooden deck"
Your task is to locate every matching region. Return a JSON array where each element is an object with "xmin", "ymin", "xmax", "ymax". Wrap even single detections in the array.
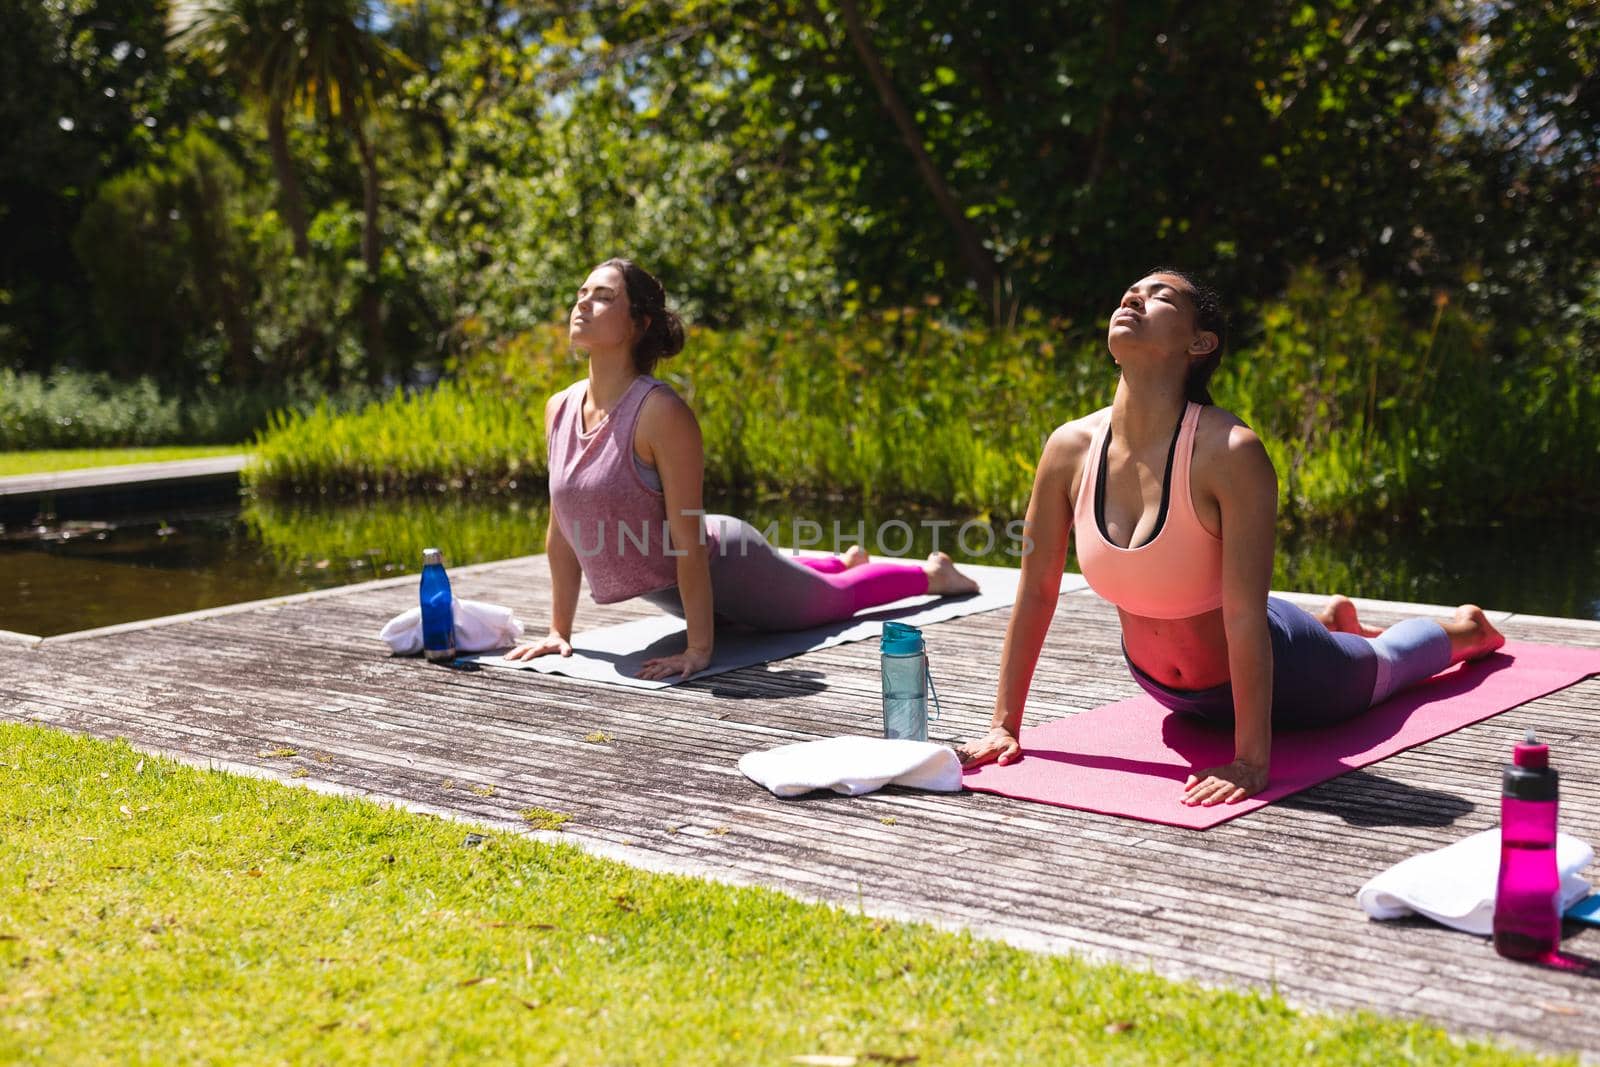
[
  {"xmin": 3, "ymin": 555, "xmax": 1598, "ymax": 1056},
  {"xmin": 0, "ymin": 455, "xmax": 247, "ymax": 522},
  {"xmin": 0, "ymin": 455, "xmax": 248, "ymax": 498}
]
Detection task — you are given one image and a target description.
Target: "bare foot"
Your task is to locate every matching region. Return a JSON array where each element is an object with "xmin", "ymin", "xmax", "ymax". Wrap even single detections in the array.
[
  {"xmin": 1441, "ymin": 604, "xmax": 1505, "ymax": 665},
  {"xmin": 924, "ymin": 551, "xmax": 980, "ymax": 596},
  {"xmin": 839, "ymin": 544, "xmax": 870, "ymax": 569},
  {"xmin": 1316, "ymin": 594, "xmax": 1385, "ymax": 637}
]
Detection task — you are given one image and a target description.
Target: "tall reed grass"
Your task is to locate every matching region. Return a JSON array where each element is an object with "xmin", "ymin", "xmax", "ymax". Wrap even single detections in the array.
[
  {"xmin": 247, "ymin": 311, "xmax": 1101, "ymax": 517},
  {"xmin": 247, "ymin": 269, "xmax": 1600, "ymax": 527}
]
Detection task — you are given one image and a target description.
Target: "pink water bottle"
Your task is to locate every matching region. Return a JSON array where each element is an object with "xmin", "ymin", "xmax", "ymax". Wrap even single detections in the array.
[{"xmin": 1492, "ymin": 729, "xmax": 1561, "ymax": 960}]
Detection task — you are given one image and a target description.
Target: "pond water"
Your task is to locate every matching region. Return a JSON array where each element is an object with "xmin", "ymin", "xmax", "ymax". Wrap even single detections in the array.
[{"xmin": 2, "ymin": 491, "xmax": 1597, "ymax": 637}]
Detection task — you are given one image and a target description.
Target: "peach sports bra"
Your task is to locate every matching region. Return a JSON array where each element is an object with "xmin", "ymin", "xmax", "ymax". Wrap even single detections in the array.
[{"xmin": 1072, "ymin": 402, "xmax": 1224, "ymax": 620}]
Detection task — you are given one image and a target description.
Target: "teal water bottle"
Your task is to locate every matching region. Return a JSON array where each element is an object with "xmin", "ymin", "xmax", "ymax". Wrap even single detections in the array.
[
  {"xmin": 880, "ymin": 621, "xmax": 941, "ymax": 742},
  {"xmin": 420, "ymin": 548, "xmax": 456, "ymax": 663}
]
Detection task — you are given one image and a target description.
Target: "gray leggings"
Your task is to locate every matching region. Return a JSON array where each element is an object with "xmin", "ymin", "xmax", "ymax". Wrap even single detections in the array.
[
  {"xmin": 641, "ymin": 515, "xmax": 929, "ymax": 631},
  {"xmin": 1127, "ymin": 597, "xmax": 1453, "ymax": 729}
]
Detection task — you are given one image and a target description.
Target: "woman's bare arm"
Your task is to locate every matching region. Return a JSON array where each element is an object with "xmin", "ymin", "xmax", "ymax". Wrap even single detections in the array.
[
  {"xmin": 957, "ymin": 419, "xmax": 1088, "ymax": 766},
  {"xmin": 507, "ymin": 393, "xmax": 584, "ymax": 660},
  {"xmin": 634, "ymin": 390, "xmax": 714, "ymax": 681},
  {"xmin": 1183, "ymin": 416, "xmax": 1278, "ymax": 805}
]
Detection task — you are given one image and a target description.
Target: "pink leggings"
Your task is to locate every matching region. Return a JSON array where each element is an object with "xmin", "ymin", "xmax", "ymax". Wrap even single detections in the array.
[{"xmin": 641, "ymin": 515, "xmax": 929, "ymax": 631}]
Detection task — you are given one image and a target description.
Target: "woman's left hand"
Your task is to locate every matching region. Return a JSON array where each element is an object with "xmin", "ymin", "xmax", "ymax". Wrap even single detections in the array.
[
  {"xmin": 1181, "ymin": 760, "xmax": 1268, "ymax": 806},
  {"xmin": 637, "ymin": 645, "xmax": 712, "ymax": 682}
]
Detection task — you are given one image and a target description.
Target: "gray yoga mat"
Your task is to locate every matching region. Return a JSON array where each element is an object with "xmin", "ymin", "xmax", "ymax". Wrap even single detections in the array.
[{"xmin": 465, "ymin": 563, "xmax": 1079, "ymax": 690}]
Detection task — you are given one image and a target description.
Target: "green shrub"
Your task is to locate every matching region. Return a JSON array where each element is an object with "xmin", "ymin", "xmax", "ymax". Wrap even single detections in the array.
[
  {"xmin": 0, "ymin": 368, "xmax": 385, "ymax": 449},
  {"xmin": 0, "ymin": 368, "xmax": 181, "ymax": 448}
]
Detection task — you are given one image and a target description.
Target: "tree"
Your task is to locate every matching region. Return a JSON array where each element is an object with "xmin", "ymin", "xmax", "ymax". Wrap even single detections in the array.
[
  {"xmin": 169, "ymin": 0, "xmax": 411, "ymax": 378},
  {"xmin": 831, "ymin": 0, "xmax": 1002, "ymax": 319},
  {"xmin": 0, "ymin": 0, "xmax": 221, "ymax": 373},
  {"xmin": 74, "ymin": 128, "xmax": 263, "ymax": 387},
  {"xmin": 590, "ymin": 0, "xmax": 1594, "ymax": 334},
  {"xmin": 168, "ymin": 0, "xmax": 313, "ymax": 259}
]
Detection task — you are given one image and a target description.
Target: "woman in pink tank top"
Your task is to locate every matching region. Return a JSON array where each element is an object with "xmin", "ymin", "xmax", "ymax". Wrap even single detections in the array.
[
  {"xmin": 504, "ymin": 258, "xmax": 979, "ymax": 681},
  {"xmin": 956, "ymin": 269, "xmax": 1505, "ymax": 805}
]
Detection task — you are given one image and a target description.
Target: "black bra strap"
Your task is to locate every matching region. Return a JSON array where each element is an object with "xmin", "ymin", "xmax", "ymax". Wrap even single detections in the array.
[{"xmin": 1095, "ymin": 407, "xmax": 1186, "ymax": 549}]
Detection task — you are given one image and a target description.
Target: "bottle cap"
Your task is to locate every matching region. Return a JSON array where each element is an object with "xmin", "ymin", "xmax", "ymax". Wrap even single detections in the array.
[
  {"xmin": 881, "ymin": 621, "xmax": 924, "ymax": 655},
  {"xmin": 1513, "ymin": 727, "xmax": 1549, "ymax": 770},
  {"xmin": 1503, "ymin": 727, "xmax": 1557, "ymax": 801},
  {"xmin": 423, "ymin": 548, "xmax": 443, "ymax": 565}
]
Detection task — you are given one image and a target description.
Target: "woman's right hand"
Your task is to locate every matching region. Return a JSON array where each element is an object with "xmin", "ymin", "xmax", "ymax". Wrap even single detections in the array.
[
  {"xmin": 504, "ymin": 630, "xmax": 573, "ymax": 660},
  {"xmin": 955, "ymin": 726, "xmax": 1022, "ymax": 769}
]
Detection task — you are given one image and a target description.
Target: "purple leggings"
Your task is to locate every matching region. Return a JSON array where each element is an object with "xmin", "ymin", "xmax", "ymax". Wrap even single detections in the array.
[{"xmin": 642, "ymin": 515, "xmax": 928, "ymax": 631}]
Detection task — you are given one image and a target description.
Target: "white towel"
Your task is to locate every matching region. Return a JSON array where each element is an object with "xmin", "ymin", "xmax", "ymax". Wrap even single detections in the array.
[
  {"xmin": 738, "ymin": 736, "xmax": 962, "ymax": 798},
  {"xmin": 378, "ymin": 597, "xmax": 525, "ymax": 656},
  {"xmin": 1357, "ymin": 828, "xmax": 1593, "ymax": 935}
]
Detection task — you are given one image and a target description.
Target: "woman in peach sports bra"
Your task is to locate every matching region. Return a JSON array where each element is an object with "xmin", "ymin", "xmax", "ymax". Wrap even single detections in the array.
[{"xmin": 956, "ymin": 269, "xmax": 1505, "ymax": 805}]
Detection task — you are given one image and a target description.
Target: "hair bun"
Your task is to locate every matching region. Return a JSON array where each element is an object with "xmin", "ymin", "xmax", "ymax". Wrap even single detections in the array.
[{"xmin": 651, "ymin": 311, "xmax": 686, "ymax": 362}]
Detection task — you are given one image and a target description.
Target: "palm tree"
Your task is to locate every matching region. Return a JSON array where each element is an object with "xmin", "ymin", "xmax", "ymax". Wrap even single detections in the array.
[
  {"xmin": 169, "ymin": 0, "xmax": 310, "ymax": 259},
  {"xmin": 169, "ymin": 0, "xmax": 410, "ymax": 374}
]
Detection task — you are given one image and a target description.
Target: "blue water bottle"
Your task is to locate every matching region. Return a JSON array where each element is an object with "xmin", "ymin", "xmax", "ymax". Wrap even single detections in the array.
[
  {"xmin": 420, "ymin": 548, "xmax": 456, "ymax": 663},
  {"xmin": 880, "ymin": 621, "xmax": 940, "ymax": 742}
]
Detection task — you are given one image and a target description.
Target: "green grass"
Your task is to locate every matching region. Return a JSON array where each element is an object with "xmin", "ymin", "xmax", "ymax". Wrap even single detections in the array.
[
  {"xmin": 0, "ymin": 723, "xmax": 1566, "ymax": 1065},
  {"xmin": 0, "ymin": 445, "xmax": 244, "ymax": 477}
]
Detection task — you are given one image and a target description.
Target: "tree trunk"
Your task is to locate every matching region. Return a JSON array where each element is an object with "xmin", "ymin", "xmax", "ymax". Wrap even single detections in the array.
[
  {"xmin": 831, "ymin": 0, "xmax": 1002, "ymax": 316},
  {"xmin": 348, "ymin": 108, "xmax": 387, "ymax": 383},
  {"xmin": 267, "ymin": 99, "xmax": 311, "ymax": 260}
]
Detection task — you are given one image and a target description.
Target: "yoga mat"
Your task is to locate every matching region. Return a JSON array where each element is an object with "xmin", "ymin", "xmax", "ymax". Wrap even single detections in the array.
[
  {"xmin": 465, "ymin": 562, "xmax": 1072, "ymax": 690},
  {"xmin": 962, "ymin": 640, "xmax": 1600, "ymax": 830}
]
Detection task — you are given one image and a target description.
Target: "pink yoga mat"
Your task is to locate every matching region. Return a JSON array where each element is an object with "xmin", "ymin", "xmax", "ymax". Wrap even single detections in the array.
[{"xmin": 962, "ymin": 640, "xmax": 1600, "ymax": 830}]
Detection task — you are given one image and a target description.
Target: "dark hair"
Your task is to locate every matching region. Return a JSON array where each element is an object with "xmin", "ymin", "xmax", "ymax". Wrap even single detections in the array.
[
  {"xmin": 1145, "ymin": 266, "xmax": 1228, "ymax": 405},
  {"xmin": 597, "ymin": 257, "xmax": 685, "ymax": 376}
]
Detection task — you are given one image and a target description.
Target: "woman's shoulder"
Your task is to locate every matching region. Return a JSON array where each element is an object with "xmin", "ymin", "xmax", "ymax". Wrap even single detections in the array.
[
  {"xmin": 547, "ymin": 378, "xmax": 586, "ymax": 409},
  {"xmin": 635, "ymin": 374, "xmax": 681, "ymax": 401},
  {"xmin": 544, "ymin": 379, "xmax": 585, "ymax": 426},
  {"xmin": 636, "ymin": 375, "xmax": 688, "ymax": 410},
  {"xmin": 1034, "ymin": 406, "xmax": 1107, "ymax": 495},
  {"xmin": 1193, "ymin": 404, "xmax": 1274, "ymax": 480},
  {"xmin": 635, "ymin": 377, "xmax": 698, "ymax": 435},
  {"xmin": 1194, "ymin": 403, "xmax": 1261, "ymax": 449},
  {"xmin": 1046, "ymin": 406, "xmax": 1109, "ymax": 457}
]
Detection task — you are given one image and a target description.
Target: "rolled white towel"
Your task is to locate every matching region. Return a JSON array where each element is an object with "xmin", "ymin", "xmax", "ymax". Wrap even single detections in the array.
[
  {"xmin": 1357, "ymin": 827, "xmax": 1593, "ymax": 935},
  {"xmin": 739, "ymin": 736, "xmax": 962, "ymax": 798},
  {"xmin": 378, "ymin": 597, "xmax": 524, "ymax": 656}
]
